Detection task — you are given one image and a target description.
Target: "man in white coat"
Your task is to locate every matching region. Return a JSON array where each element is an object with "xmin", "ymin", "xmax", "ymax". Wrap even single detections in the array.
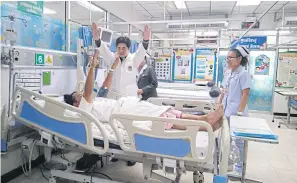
[{"xmin": 91, "ymin": 22, "xmax": 151, "ymax": 96}]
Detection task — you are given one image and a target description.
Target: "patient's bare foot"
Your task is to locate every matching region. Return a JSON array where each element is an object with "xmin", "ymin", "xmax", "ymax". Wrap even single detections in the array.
[
  {"xmin": 91, "ymin": 22, "xmax": 100, "ymax": 40},
  {"xmin": 212, "ymin": 117, "xmax": 223, "ymax": 131},
  {"xmin": 206, "ymin": 104, "xmax": 224, "ymax": 127}
]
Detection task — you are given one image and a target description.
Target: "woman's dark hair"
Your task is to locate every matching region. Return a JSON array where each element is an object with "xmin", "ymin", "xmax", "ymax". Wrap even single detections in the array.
[
  {"xmin": 116, "ymin": 36, "xmax": 131, "ymax": 48},
  {"xmin": 64, "ymin": 92, "xmax": 76, "ymax": 106},
  {"xmin": 230, "ymin": 48, "xmax": 249, "ymax": 66}
]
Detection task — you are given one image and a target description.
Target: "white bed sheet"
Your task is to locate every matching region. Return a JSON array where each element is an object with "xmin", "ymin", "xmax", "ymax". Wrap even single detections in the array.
[
  {"xmin": 159, "ymin": 82, "xmax": 209, "ymax": 91},
  {"xmin": 157, "ymin": 88, "xmax": 213, "ymax": 99}
]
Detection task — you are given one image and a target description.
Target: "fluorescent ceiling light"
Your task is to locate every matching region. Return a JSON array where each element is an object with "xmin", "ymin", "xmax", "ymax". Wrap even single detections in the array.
[
  {"xmin": 204, "ymin": 31, "xmax": 218, "ymax": 36},
  {"xmin": 236, "ymin": 1, "xmax": 260, "ymax": 6},
  {"xmin": 76, "ymin": 1, "xmax": 104, "ymax": 12},
  {"xmin": 190, "ymin": 31, "xmax": 202, "ymax": 36},
  {"xmin": 123, "ymin": 33, "xmax": 139, "ymax": 36},
  {"xmin": 43, "ymin": 7, "xmax": 56, "ymax": 14},
  {"xmin": 174, "ymin": 0, "xmax": 186, "ymax": 9}
]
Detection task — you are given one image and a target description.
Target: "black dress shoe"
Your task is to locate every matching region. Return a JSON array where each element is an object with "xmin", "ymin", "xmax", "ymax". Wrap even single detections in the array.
[
  {"xmin": 127, "ymin": 161, "xmax": 136, "ymax": 166},
  {"xmin": 110, "ymin": 158, "xmax": 119, "ymax": 162}
]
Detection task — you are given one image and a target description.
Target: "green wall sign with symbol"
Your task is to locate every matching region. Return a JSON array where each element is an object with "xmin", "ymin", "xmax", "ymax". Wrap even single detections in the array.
[
  {"xmin": 17, "ymin": 1, "xmax": 44, "ymax": 16},
  {"xmin": 35, "ymin": 53, "xmax": 45, "ymax": 65}
]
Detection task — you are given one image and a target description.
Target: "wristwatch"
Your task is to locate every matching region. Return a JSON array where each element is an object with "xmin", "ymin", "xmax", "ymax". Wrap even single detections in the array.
[
  {"xmin": 108, "ymin": 69, "xmax": 114, "ymax": 73},
  {"xmin": 237, "ymin": 111, "xmax": 243, "ymax": 116}
]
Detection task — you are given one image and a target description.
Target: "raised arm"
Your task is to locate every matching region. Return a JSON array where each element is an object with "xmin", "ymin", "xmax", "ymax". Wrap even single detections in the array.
[
  {"xmin": 133, "ymin": 25, "xmax": 150, "ymax": 68},
  {"xmin": 101, "ymin": 55, "xmax": 120, "ymax": 89},
  {"xmin": 92, "ymin": 22, "xmax": 114, "ymax": 66},
  {"xmin": 84, "ymin": 50, "xmax": 99, "ymax": 103}
]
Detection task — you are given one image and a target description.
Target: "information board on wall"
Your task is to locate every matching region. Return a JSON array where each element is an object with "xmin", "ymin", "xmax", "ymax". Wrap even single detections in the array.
[
  {"xmin": 248, "ymin": 51, "xmax": 276, "ymax": 112},
  {"xmin": 172, "ymin": 48, "xmax": 194, "ymax": 81},
  {"xmin": 276, "ymin": 52, "xmax": 297, "ymax": 87},
  {"xmin": 195, "ymin": 48, "xmax": 216, "ymax": 82},
  {"xmin": 153, "ymin": 49, "xmax": 172, "ymax": 80}
]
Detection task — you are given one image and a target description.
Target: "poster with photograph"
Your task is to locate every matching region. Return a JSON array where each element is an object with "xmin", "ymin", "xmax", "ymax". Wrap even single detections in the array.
[
  {"xmin": 173, "ymin": 48, "xmax": 194, "ymax": 81},
  {"xmin": 276, "ymin": 52, "xmax": 297, "ymax": 87},
  {"xmin": 195, "ymin": 48, "xmax": 216, "ymax": 81},
  {"xmin": 152, "ymin": 49, "xmax": 172, "ymax": 80}
]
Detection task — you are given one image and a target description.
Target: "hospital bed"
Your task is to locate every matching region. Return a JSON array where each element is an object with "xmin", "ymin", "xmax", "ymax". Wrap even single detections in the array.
[
  {"xmin": 159, "ymin": 82, "xmax": 209, "ymax": 91},
  {"xmin": 12, "ymin": 86, "xmax": 230, "ymax": 183},
  {"xmin": 157, "ymin": 88, "xmax": 216, "ymax": 101},
  {"xmin": 107, "ymin": 88, "xmax": 216, "ymax": 102}
]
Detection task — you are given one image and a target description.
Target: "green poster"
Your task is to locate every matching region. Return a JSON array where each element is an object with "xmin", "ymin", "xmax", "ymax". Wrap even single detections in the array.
[
  {"xmin": 43, "ymin": 71, "xmax": 51, "ymax": 86},
  {"xmin": 17, "ymin": 1, "xmax": 44, "ymax": 16}
]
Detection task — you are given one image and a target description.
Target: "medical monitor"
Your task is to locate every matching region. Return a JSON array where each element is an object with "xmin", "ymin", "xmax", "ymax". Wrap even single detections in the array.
[{"xmin": 99, "ymin": 27, "xmax": 113, "ymax": 45}]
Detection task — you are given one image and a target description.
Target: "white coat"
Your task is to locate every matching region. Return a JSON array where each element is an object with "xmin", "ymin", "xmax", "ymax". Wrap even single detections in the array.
[{"xmin": 99, "ymin": 43, "xmax": 146, "ymax": 96}]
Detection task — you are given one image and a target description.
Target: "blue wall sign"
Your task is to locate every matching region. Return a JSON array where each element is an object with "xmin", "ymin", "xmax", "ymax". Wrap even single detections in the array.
[{"xmin": 231, "ymin": 36, "xmax": 267, "ymax": 50}]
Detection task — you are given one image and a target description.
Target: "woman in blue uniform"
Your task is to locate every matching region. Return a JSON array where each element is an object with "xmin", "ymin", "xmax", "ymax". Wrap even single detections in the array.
[{"xmin": 217, "ymin": 46, "xmax": 252, "ymax": 175}]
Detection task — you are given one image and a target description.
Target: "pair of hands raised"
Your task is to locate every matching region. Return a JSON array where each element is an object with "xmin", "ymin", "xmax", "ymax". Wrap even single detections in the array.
[
  {"xmin": 91, "ymin": 50, "xmax": 120, "ymax": 70},
  {"xmin": 92, "ymin": 22, "xmax": 151, "ymax": 41}
]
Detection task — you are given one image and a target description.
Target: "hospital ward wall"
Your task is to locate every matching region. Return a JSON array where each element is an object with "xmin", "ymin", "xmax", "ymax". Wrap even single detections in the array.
[{"xmin": 1, "ymin": 3, "xmax": 78, "ymax": 175}]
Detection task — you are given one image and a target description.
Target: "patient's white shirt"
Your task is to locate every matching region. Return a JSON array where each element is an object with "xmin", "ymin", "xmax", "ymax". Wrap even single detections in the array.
[{"xmin": 78, "ymin": 96, "xmax": 171, "ymax": 122}]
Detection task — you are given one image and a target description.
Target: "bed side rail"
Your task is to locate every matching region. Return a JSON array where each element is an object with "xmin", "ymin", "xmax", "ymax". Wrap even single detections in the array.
[
  {"xmin": 217, "ymin": 117, "xmax": 230, "ymax": 175},
  {"xmin": 148, "ymin": 97, "xmax": 215, "ymax": 113},
  {"xmin": 109, "ymin": 114, "xmax": 214, "ymax": 163},
  {"xmin": 11, "ymin": 86, "xmax": 109, "ymax": 155}
]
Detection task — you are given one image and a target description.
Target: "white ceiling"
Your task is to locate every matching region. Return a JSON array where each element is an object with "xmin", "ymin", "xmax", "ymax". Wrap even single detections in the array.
[
  {"xmin": 4, "ymin": 1, "xmax": 297, "ymax": 36},
  {"xmin": 130, "ymin": 1, "xmax": 297, "ymax": 19},
  {"xmin": 7, "ymin": 1, "xmax": 297, "ymax": 23}
]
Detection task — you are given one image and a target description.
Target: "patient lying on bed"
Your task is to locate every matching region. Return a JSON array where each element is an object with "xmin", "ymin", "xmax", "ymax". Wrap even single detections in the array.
[{"xmin": 64, "ymin": 50, "xmax": 224, "ymax": 131}]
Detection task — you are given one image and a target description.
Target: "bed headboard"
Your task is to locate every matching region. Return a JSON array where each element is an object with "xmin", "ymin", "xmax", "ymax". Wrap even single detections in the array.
[{"xmin": 11, "ymin": 86, "xmax": 109, "ymax": 155}]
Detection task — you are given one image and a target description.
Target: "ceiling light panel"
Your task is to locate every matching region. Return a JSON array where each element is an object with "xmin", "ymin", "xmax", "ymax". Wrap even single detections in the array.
[
  {"xmin": 236, "ymin": 1, "xmax": 260, "ymax": 6},
  {"xmin": 76, "ymin": 1, "xmax": 103, "ymax": 12},
  {"xmin": 43, "ymin": 7, "xmax": 56, "ymax": 14},
  {"xmin": 174, "ymin": 0, "xmax": 187, "ymax": 9}
]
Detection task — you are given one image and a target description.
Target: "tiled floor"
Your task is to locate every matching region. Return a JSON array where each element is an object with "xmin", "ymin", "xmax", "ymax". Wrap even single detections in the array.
[{"xmin": 7, "ymin": 113, "xmax": 297, "ymax": 183}]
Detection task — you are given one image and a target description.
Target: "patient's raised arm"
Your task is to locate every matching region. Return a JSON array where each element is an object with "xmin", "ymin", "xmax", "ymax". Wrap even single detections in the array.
[{"xmin": 84, "ymin": 50, "xmax": 100, "ymax": 103}]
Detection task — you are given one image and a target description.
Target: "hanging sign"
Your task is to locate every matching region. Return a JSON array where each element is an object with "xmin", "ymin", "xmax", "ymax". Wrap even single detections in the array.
[
  {"xmin": 241, "ymin": 22, "xmax": 260, "ymax": 29},
  {"xmin": 17, "ymin": 1, "xmax": 44, "ymax": 16},
  {"xmin": 231, "ymin": 36, "xmax": 267, "ymax": 50}
]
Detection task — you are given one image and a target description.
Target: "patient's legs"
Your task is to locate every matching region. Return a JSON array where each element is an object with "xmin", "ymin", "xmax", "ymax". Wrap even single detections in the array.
[
  {"xmin": 170, "ymin": 104, "xmax": 224, "ymax": 131},
  {"xmin": 181, "ymin": 104, "xmax": 223, "ymax": 126}
]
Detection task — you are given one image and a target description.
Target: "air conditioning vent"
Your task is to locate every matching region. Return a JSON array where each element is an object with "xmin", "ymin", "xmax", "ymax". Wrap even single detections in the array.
[
  {"xmin": 167, "ymin": 22, "xmax": 227, "ymax": 29},
  {"xmin": 276, "ymin": 17, "xmax": 297, "ymax": 28}
]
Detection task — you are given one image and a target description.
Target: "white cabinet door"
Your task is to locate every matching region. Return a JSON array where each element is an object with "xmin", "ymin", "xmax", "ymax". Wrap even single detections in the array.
[{"xmin": 273, "ymin": 92, "xmax": 297, "ymax": 114}]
